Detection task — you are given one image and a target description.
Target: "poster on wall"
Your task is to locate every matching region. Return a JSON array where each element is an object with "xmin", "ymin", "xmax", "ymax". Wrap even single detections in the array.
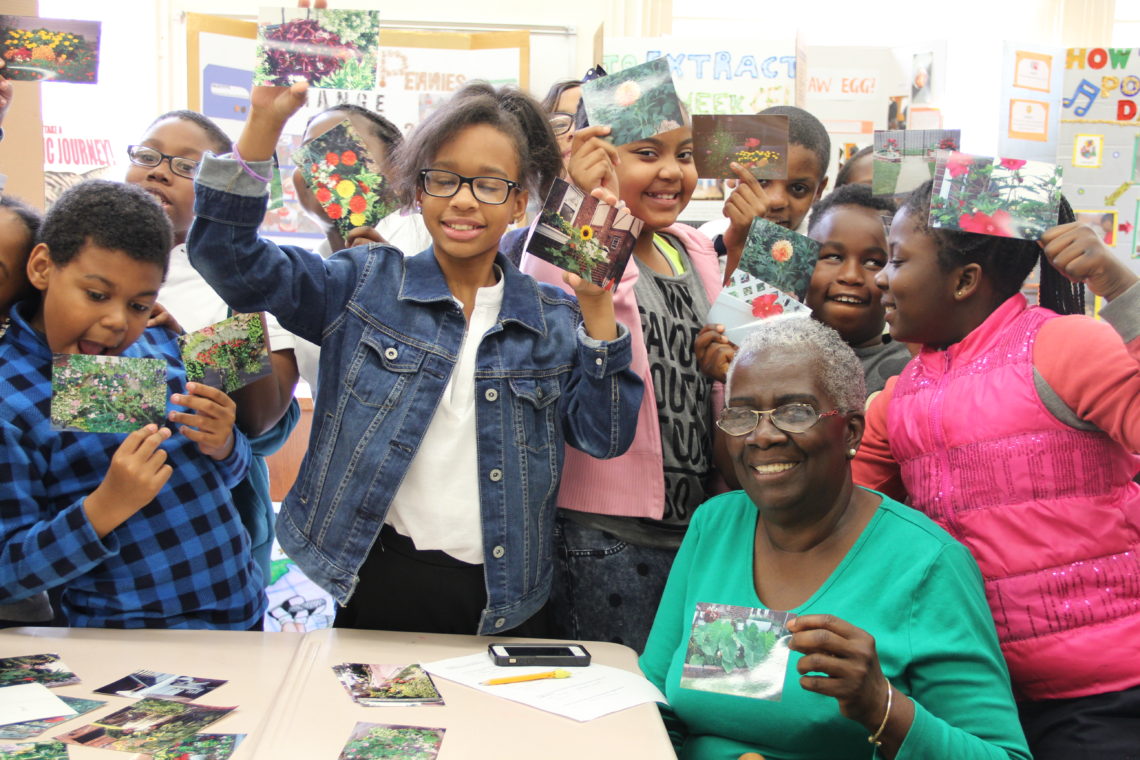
[
  {"xmin": 1059, "ymin": 46, "xmax": 1140, "ymax": 265},
  {"xmin": 41, "ymin": 124, "xmax": 114, "ymax": 205},
  {"xmin": 998, "ymin": 42, "xmax": 1063, "ymax": 162}
]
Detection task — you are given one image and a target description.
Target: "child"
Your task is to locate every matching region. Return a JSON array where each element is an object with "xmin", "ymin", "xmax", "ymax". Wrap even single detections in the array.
[
  {"xmin": 520, "ymin": 113, "xmax": 724, "ymax": 652},
  {"xmin": 805, "ymin": 183, "xmax": 909, "ymax": 394},
  {"xmin": 854, "ymin": 180, "xmax": 1140, "ymax": 757},
  {"xmin": 186, "ymin": 80, "xmax": 641, "ymax": 636},
  {"xmin": 834, "ymin": 144, "xmax": 874, "ymax": 188},
  {"xmin": 126, "ymin": 109, "xmax": 301, "ymax": 585},
  {"xmin": 0, "ymin": 180, "xmax": 263, "ymax": 629}
]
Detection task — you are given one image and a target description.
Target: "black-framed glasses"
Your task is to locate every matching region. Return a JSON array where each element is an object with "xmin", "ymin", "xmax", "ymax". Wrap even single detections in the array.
[
  {"xmin": 419, "ymin": 169, "xmax": 520, "ymax": 205},
  {"xmin": 127, "ymin": 145, "xmax": 200, "ymax": 179},
  {"xmin": 716, "ymin": 404, "xmax": 842, "ymax": 436},
  {"xmin": 548, "ymin": 112, "xmax": 575, "ymax": 136}
]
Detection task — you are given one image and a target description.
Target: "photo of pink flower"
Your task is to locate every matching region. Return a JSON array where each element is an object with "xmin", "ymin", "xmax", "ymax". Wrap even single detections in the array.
[
  {"xmin": 614, "ymin": 80, "xmax": 642, "ymax": 107},
  {"xmin": 770, "ymin": 240, "xmax": 793, "ymax": 263},
  {"xmin": 580, "ymin": 57, "xmax": 685, "ymax": 147}
]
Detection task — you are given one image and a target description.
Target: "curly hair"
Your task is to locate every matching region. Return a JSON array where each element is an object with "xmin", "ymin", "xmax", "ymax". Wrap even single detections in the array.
[
  {"xmin": 147, "ymin": 110, "xmax": 233, "ymax": 155},
  {"xmin": 39, "ymin": 180, "xmax": 172, "ymax": 277},
  {"xmin": 807, "ymin": 182, "xmax": 896, "ymax": 234},
  {"xmin": 389, "ymin": 81, "xmax": 561, "ymax": 209},
  {"xmin": 901, "ymin": 180, "xmax": 1084, "ymax": 315}
]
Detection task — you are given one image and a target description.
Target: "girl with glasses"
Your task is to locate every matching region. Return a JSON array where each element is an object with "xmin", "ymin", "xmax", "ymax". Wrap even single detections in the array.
[{"xmin": 186, "ymin": 79, "xmax": 642, "ymax": 636}]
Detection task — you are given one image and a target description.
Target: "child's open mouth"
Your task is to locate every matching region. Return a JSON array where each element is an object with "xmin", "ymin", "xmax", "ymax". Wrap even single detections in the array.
[
  {"xmin": 78, "ymin": 340, "xmax": 108, "ymax": 355},
  {"xmin": 441, "ymin": 219, "xmax": 485, "ymax": 242}
]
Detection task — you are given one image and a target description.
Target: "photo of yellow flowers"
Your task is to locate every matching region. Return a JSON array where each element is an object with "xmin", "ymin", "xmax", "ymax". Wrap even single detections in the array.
[
  {"xmin": 737, "ymin": 218, "xmax": 820, "ymax": 301},
  {"xmin": 693, "ymin": 114, "xmax": 789, "ymax": 180},
  {"xmin": 526, "ymin": 178, "xmax": 644, "ymax": 290},
  {"xmin": 0, "ymin": 15, "xmax": 100, "ymax": 84},
  {"xmin": 580, "ymin": 57, "xmax": 685, "ymax": 147},
  {"xmin": 292, "ymin": 119, "xmax": 396, "ymax": 239}
]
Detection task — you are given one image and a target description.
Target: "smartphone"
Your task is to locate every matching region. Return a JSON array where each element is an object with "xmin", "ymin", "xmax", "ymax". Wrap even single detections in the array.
[{"xmin": 487, "ymin": 643, "xmax": 591, "ymax": 667}]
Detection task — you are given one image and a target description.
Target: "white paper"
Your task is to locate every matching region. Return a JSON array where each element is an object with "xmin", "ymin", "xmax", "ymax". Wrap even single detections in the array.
[
  {"xmin": 422, "ymin": 653, "xmax": 666, "ymax": 722},
  {"xmin": 0, "ymin": 683, "xmax": 76, "ymax": 725}
]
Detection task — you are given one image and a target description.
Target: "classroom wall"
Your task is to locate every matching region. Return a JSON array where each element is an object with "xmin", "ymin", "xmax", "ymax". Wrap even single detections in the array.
[{"xmin": 0, "ymin": 0, "xmax": 44, "ymax": 209}]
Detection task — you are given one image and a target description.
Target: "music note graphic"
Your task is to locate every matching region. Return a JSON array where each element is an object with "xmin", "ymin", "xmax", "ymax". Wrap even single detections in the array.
[{"xmin": 1062, "ymin": 78, "xmax": 1101, "ymax": 117}]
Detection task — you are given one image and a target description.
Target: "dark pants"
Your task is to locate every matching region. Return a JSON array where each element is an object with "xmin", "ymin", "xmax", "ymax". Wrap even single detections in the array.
[
  {"xmin": 1019, "ymin": 684, "xmax": 1140, "ymax": 759},
  {"xmin": 334, "ymin": 524, "xmax": 552, "ymax": 637}
]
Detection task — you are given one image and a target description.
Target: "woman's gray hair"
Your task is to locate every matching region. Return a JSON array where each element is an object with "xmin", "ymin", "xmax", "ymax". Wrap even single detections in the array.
[{"xmin": 725, "ymin": 315, "xmax": 866, "ymax": 412}]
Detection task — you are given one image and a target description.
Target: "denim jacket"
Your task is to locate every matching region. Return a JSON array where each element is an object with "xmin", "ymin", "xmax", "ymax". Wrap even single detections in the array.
[{"xmin": 188, "ymin": 155, "xmax": 642, "ymax": 634}]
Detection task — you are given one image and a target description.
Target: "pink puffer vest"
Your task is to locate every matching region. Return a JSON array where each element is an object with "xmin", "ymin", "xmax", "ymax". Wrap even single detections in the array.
[{"xmin": 888, "ymin": 295, "xmax": 1140, "ymax": 700}]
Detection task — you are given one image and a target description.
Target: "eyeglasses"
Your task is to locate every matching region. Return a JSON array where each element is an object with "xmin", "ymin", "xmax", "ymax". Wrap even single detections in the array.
[
  {"xmin": 716, "ymin": 404, "xmax": 842, "ymax": 436},
  {"xmin": 548, "ymin": 112, "xmax": 575, "ymax": 136},
  {"xmin": 127, "ymin": 145, "xmax": 200, "ymax": 180},
  {"xmin": 419, "ymin": 169, "xmax": 520, "ymax": 206}
]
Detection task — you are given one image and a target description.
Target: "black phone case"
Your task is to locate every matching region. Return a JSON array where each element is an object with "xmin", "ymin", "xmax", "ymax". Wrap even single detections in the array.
[{"xmin": 487, "ymin": 645, "xmax": 591, "ymax": 667}]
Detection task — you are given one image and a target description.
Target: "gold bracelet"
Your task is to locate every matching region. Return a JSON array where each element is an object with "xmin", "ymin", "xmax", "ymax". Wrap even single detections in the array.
[{"xmin": 867, "ymin": 678, "xmax": 893, "ymax": 746}]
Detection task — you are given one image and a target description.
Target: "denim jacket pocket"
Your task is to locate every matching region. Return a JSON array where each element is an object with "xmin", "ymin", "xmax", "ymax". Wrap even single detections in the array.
[
  {"xmin": 346, "ymin": 330, "xmax": 426, "ymax": 409},
  {"xmin": 509, "ymin": 376, "xmax": 563, "ymax": 454}
]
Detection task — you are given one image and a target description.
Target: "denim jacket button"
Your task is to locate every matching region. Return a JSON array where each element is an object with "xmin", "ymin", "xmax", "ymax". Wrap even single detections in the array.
[
  {"xmin": 595, "ymin": 357, "xmax": 603, "ymax": 366},
  {"xmin": 492, "ymin": 544, "xmax": 505, "ymax": 558},
  {"xmin": 484, "ymin": 388, "xmax": 499, "ymax": 402},
  {"xmin": 494, "ymin": 617, "xmax": 506, "ymax": 628},
  {"xmin": 384, "ymin": 347, "xmax": 398, "ymax": 360},
  {"xmin": 489, "ymin": 468, "xmax": 503, "ymax": 482}
]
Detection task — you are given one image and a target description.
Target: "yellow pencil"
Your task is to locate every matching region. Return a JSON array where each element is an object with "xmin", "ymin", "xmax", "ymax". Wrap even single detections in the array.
[{"xmin": 484, "ymin": 669, "xmax": 571, "ymax": 686}]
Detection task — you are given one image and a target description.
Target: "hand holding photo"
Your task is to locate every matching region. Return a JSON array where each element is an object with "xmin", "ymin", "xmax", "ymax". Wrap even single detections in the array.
[
  {"xmin": 930, "ymin": 151, "xmax": 1063, "ymax": 240},
  {"xmin": 680, "ymin": 602, "xmax": 796, "ymax": 701},
  {"xmin": 525, "ymin": 178, "xmax": 644, "ymax": 290},
  {"xmin": 336, "ymin": 722, "xmax": 445, "ymax": 760},
  {"xmin": 872, "ymin": 129, "xmax": 959, "ymax": 197},
  {"xmin": 93, "ymin": 669, "xmax": 227, "ymax": 703},
  {"xmin": 332, "ymin": 663, "xmax": 443, "ymax": 706},
  {"xmin": 693, "ymin": 115, "xmax": 789, "ymax": 180},
  {"xmin": 50, "ymin": 354, "xmax": 167, "ymax": 434},
  {"xmin": 736, "ymin": 218, "xmax": 820, "ymax": 302},
  {"xmin": 255, "ymin": 6, "xmax": 380, "ymax": 89},
  {"xmin": 0, "ymin": 655, "xmax": 79, "ymax": 689},
  {"xmin": 580, "ymin": 57, "xmax": 685, "ymax": 147},
  {"xmin": 179, "ymin": 313, "xmax": 272, "ymax": 394},
  {"xmin": 0, "ymin": 15, "xmax": 100, "ymax": 83},
  {"xmin": 292, "ymin": 119, "xmax": 397, "ymax": 239}
]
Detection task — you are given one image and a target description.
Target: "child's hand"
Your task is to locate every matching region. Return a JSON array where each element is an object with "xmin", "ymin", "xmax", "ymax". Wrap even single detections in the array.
[
  {"xmin": 568, "ymin": 125, "xmax": 621, "ymax": 206},
  {"xmin": 238, "ymin": 80, "xmax": 309, "ymax": 163},
  {"xmin": 1041, "ymin": 221, "xmax": 1139, "ymax": 302},
  {"xmin": 346, "ymin": 226, "xmax": 386, "ymax": 247},
  {"xmin": 147, "ymin": 301, "xmax": 185, "ymax": 335},
  {"xmin": 170, "ymin": 382, "xmax": 238, "ymax": 461},
  {"xmin": 696, "ymin": 324, "xmax": 736, "ymax": 383},
  {"xmin": 722, "ymin": 163, "xmax": 770, "ymax": 280},
  {"xmin": 84, "ymin": 425, "xmax": 173, "ymax": 538},
  {"xmin": 563, "ymin": 271, "xmax": 618, "ymax": 341}
]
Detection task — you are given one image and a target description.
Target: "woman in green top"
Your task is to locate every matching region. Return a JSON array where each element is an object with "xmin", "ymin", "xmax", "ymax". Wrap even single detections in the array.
[{"xmin": 639, "ymin": 316, "xmax": 1030, "ymax": 760}]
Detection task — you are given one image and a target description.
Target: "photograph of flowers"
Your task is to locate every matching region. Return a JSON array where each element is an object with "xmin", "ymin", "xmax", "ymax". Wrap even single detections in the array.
[
  {"xmin": 332, "ymin": 663, "xmax": 443, "ymax": 707},
  {"xmin": 55, "ymin": 698, "xmax": 234, "ymax": 754},
  {"xmin": 580, "ymin": 57, "xmax": 685, "ymax": 147},
  {"xmin": 692, "ymin": 114, "xmax": 789, "ymax": 180},
  {"xmin": 871, "ymin": 128, "xmax": 960, "ymax": 197},
  {"xmin": 0, "ymin": 742, "xmax": 68, "ymax": 760},
  {"xmin": 707, "ymin": 269, "xmax": 810, "ymax": 345},
  {"xmin": 148, "ymin": 733, "xmax": 244, "ymax": 760},
  {"xmin": 736, "ymin": 218, "xmax": 820, "ymax": 302},
  {"xmin": 50, "ymin": 355, "xmax": 167, "ymax": 435},
  {"xmin": 293, "ymin": 119, "xmax": 396, "ymax": 239},
  {"xmin": 0, "ymin": 15, "xmax": 100, "ymax": 84},
  {"xmin": 255, "ymin": 6, "xmax": 380, "ymax": 89},
  {"xmin": 0, "ymin": 698, "xmax": 105, "ymax": 741},
  {"xmin": 0, "ymin": 655, "xmax": 78, "ymax": 690},
  {"xmin": 526, "ymin": 177, "xmax": 645, "ymax": 290},
  {"xmin": 179, "ymin": 313, "xmax": 272, "ymax": 395},
  {"xmin": 336, "ymin": 722, "xmax": 445, "ymax": 760},
  {"xmin": 930, "ymin": 151, "xmax": 1063, "ymax": 240},
  {"xmin": 681, "ymin": 602, "xmax": 797, "ymax": 701}
]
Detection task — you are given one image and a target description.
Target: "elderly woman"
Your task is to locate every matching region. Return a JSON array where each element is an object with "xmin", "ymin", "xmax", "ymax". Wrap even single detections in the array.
[{"xmin": 639, "ymin": 316, "xmax": 1030, "ymax": 759}]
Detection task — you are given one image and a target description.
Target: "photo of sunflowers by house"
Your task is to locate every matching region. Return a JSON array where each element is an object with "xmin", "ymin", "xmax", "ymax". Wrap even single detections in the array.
[
  {"xmin": 526, "ymin": 178, "xmax": 645, "ymax": 290},
  {"xmin": 692, "ymin": 114, "xmax": 789, "ymax": 180},
  {"xmin": 930, "ymin": 151, "xmax": 1063, "ymax": 240},
  {"xmin": 293, "ymin": 118, "xmax": 396, "ymax": 239},
  {"xmin": 580, "ymin": 57, "xmax": 686, "ymax": 147},
  {"xmin": 50, "ymin": 354, "xmax": 167, "ymax": 435},
  {"xmin": 737, "ymin": 218, "xmax": 820, "ymax": 301},
  {"xmin": 255, "ymin": 6, "xmax": 380, "ymax": 89},
  {"xmin": 179, "ymin": 313, "xmax": 272, "ymax": 395},
  {"xmin": 872, "ymin": 128, "xmax": 960, "ymax": 197},
  {"xmin": 0, "ymin": 15, "xmax": 100, "ymax": 83}
]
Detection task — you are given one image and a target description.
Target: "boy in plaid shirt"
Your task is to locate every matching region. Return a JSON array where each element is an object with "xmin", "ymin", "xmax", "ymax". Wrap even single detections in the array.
[{"xmin": 0, "ymin": 181, "xmax": 264, "ymax": 629}]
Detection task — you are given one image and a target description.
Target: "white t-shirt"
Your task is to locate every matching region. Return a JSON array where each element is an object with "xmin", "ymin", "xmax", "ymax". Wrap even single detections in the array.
[{"xmin": 384, "ymin": 269, "xmax": 505, "ymax": 563}]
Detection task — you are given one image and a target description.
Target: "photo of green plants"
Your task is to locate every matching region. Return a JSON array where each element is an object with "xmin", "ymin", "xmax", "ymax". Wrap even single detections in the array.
[
  {"xmin": 580, "ymin": 57, "xmax": 685, "ymax": 147},
  {"xmin": 336, "ymin": 722, "xmax": 445, "ymax": 760},
  {"xmin": 179, "ymin": 312, "xmax": 272, "ymax": 394},
  {"xmin": 680, "ymin": 602, "xmax": 796, "ymax": 701},
  {"xmin": 872, "ymin": 128, "xmax": 960, "ymax": 197},
  {"xmin": 56, "ymin": 698, "xmax": 234, "ymax": 754},
  {"xmin": 0, "ymin": 742, "xmax": 68, "ymax": 760},
  {"xmin": 737, "ymin": 218, "xmax": 820, "ymax": 301},
  {"xmin": 0, "ymin": 654, "xmax": 79, "ymax": 689},
  {"xmin": 149, "ymin": 733, "xmax": 244, "ymax": 760},
  {"xmin": 255, "ymin": 6, "xmax": 380, "ymax": 89},
  {"xmin": 332, "ymin": 663, "xmax": 443, "ymax": 706},
  {"xmin": 930, "ymin": 152, "xmax": 1063, "ymax": 240},
  {"xmin": 50, "ymin": 354, "xmax": 167, "ymax": 434},
  {"xmin": 693, "ymin": 114, "xmax": 789, "ymax": 180}
]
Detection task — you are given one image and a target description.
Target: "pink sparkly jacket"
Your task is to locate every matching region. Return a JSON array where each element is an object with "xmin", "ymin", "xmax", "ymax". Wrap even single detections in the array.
[
  {"xmin": 854, "ymin": 286, "xmax": 1140, "ymax": 701},
  {"xmin": 521, "ymin": 223, "xmax": 722, "ymax": 518}
]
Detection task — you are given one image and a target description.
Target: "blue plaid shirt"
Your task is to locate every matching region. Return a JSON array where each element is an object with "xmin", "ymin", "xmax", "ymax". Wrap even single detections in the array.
[{"xmin": 0, "ymin": 301, "xmax": 264, "ymax": 629}]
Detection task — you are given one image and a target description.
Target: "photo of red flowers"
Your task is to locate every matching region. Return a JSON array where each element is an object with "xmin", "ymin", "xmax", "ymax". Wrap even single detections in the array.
[
  {"xmin": 254, "ymin": 6, "xmax": 379, "ymax": 89},
  {"xmin": 179, "ymin": 313, "xmax": 272, "ymax": 395},
  {"xmin": 930, "ymin": 151, "xmax": 1063, "ymax": 240},
  {"xmin": 292, "ymin": 119, "xmax": 397, "ymax": 239},
  {"xmin": 0, "ymin": 15, "xmax": 100, "ymax": 84},
  {"xmin": 692, "ymin": 115, "xmax": 789, "ymax": 180}
]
